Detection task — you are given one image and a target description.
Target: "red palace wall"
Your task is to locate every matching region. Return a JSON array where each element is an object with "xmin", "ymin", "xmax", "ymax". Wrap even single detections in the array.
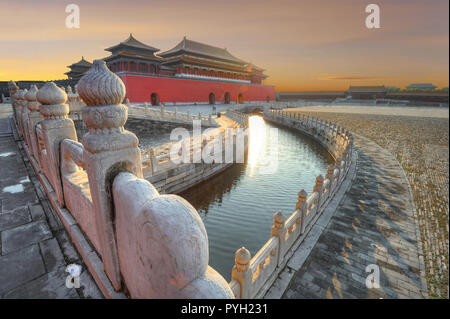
[{"xmin": 120, "ymin": 74, "xmax": 276, "ymax": 103}]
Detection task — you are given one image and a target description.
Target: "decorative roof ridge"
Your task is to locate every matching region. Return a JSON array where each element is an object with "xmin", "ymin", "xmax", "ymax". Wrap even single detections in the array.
[
  {"xmin": 105, "ymin": 33, "xmax": 160, "ymax": 53},
  {"xmin": 159, "ymin": 37, "xmax": 247, "ymax": 64}
]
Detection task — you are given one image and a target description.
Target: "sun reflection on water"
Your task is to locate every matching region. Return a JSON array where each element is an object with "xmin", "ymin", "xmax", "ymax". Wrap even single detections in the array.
[{"xmin": 247, "ymin": 115, "xmax": 267, "ymax": 176}]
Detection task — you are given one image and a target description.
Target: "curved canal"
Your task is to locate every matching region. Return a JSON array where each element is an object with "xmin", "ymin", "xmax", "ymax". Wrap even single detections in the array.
[{"xmin": 179, "ymin": 115, "xmax": 334, "ymax": 281}]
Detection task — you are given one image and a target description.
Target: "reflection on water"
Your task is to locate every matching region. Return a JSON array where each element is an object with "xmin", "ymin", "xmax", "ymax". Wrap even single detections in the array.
[
  {"xmin": 247, "ymin": 116, "xmax": 266, "ymax": 175},
  {"xmin": 180, "ymin": 116, "xmax": 333, "ymax": 281}
]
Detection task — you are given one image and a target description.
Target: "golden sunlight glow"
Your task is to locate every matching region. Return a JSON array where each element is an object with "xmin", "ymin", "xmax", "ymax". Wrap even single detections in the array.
[
  {"xmin": 247, "ymin": 116, "xmax": 266, "ymax": 176},
  {"xmin": 0, "ymin": 1, "xmax": 447, "ymax": 89}
]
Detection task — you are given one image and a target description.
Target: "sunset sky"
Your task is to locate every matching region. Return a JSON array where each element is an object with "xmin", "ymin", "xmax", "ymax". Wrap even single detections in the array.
[{"xmin": 0, "ymin": 0, "xmax": 448, "ymax": 91}]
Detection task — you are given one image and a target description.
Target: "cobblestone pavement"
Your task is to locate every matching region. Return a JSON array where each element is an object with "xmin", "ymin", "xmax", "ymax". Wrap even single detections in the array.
[
  {"xmin": 0, "ymin": 117, "xmax": 103, "ymax": 298},
  {"xmin": 288, "ymin": 109, "xmax": 448, "ymax": 299},
  {"xmin": 283, "ymin": 134, "xmax": 427, "ymax": 299}
]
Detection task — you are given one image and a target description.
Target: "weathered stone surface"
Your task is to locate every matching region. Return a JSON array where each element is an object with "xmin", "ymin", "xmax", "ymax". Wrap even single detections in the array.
[
  {"xmin": 0, "ymin": 116, "xmax": 103, "ymax": 298},
  {"xmin": 281, "ymin": 135, "xmax": 426, "ymax": 299},
  {"xmin": 39, "ymin": 238, "xmax": 66, "ymax": 272},
  {"xmin": 78, "ymin": 269, "xmax": 104, "ymax": 299},
  {"xmin": 113, "ymin": 172, "xmax": 234, "ymax": 298},
  {"xmin": 29, "ymin": 204, "xmax": 45, "ymax": 221},
  {"xmin": 3, "ymin": 265, "xmax": 79, "ymax": 299},
  {"xmin": 0, "ymin": 244, "xmax": 46, "ymax": 294},
  {"xmin": 1, "ymin": 219, "xmax": 52, "ymax": 254},
  {"xmin": 56, "ymin": 231, "xmax": 81, "ymax": 264},
  {"xmin": 0, "ymin": 206, "xmax": 31, "ymax": 231}
]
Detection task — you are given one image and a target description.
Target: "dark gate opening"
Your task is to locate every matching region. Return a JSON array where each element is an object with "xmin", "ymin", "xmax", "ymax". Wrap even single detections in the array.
[
  {"xmin": 209, "ymin": 93, "xmax": 215, "ymax": 105},
  {"xmin": 224, "ymin": 92, "xmax": 230, "ymax": 104},
  {"xmin": 151, "ymin": 93, "xmax": 160, "ymax": 106}
]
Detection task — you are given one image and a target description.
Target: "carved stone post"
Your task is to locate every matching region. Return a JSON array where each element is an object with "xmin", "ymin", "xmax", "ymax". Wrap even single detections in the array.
[
  {"xmin": 160, "ymin": 104, "xmax": 165, "ymax": 118},
  {"xmin": 296, "ymin": 190, "xmax": 307, "ymax": 233},
  {"xmin": 231, "ymin": 247, "xmax": 252, "ymax": 299},
  {"xmin": 174, "ymin": 107, "xmax": 177, "ymax": 119},
  {"xmin": 347, "ymin": 139, "xmax": 353, "ymax": 160},
  {"xmin": 16, "ymin": 89, "xmax": 27, "ymax": 137},
  {"xmin": 187, "ymin": 110, "xmax": 190, "ymax": 120},
  {"xmin": 335, "ymin": 157, "xmax": 342, "ymax": 183},
  {"xmin": 8, "ymin": 81, "xmax": 19, "ymax": 124},
  {"xmin": 326, "ymin": 164, "xmax": 334, "ymax": 182},
  {"xmin": 36, "ymin": 82, "xmax": 77, "ymax": 206},
  {"xmin": 143, "ymin": 102, "xmax": 148, "ymax": 115},
  {"xmin": 23, "ymin": 88, "xmax": 41, "ymax": 149},
  {"xmin": 149, "ymin": 148, "xmax": 157, "ymax": 174},
  {"xmin": 337, "ymin": 125, "xmax": 342, "ymax": 146},
  {"xmin": 313, "ymin": 175, "xmax": 324, "ymax": 209},
  {"xmin": 21, "ymin": 89, "xmax": 33, "ymax": 149},
  {"xmin": 77, "ymin": 60, "xmax": 142, "ymax": 291},
  {"xmin": 271, "ymin": 211, "xmax": 286, "ymax": 265},
  {"xmin": 342, "ymin": 149, "xmax": 349, "ymax": 170},
  {"xmin": 13, "ymin": 89, "xmax": 21, "ymax": 136},
  {"xmin": 25, "ymin": 85, "xmax": 44, "ymax": 164}
]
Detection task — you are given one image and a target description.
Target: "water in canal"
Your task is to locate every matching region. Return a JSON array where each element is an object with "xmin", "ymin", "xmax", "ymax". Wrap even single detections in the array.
[{"xmin": 179, "ymin": 115, "xmax": 334, "ymax": 281}]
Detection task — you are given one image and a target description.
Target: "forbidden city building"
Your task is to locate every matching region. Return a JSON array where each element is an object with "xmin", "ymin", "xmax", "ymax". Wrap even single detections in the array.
[
  {"xmin": 71, "ymin": 34, "xmax": 276, "ymax": 105},
  {"xmin": 65, "ymin": 57, "xmax": 93, "ymax": 80}
]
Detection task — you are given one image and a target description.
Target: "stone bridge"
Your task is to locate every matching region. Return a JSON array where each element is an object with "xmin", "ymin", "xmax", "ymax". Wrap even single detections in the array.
[{"xmin": 68, "ymin": 96, "xmax": 219, "ymax": 128}]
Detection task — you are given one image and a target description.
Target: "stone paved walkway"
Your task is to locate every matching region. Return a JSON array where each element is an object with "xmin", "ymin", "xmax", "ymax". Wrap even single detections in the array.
[
  {"xmin": 0, "ymin": 117, "xmax": 102, "ymax": 298},
  {"xmin": 283, "ymin": 135, "xmax": 427, "ymax": 299}
]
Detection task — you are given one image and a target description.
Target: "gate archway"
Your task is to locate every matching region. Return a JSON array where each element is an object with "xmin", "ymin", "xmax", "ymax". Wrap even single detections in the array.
[
  {"xmin": 224, "ymin": 92, "xmax": 230, "ymax": 104},
  {"xmin": 238, "ymin": 93, "xmax": 244, "ymax": 104},
  {"xmin": 150, "ymin": 93, "xmax": 160, "ymax": 106},
  {"xmin": 209, "ymin": 93, "xmax": 215, "ymax": 105}
]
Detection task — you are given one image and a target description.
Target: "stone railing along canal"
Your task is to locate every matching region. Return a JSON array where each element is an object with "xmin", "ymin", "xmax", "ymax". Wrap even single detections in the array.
[
  {"xmin": 7, "ymin": 60, "xmax": 354, "ymax": 299},
  {"xmin": 227, "ymin": 109, "xmax": 354, "ymax": 299},
  {"xmin": 67, "ymin": 89, "xmax": 218, "ymax": 128}
]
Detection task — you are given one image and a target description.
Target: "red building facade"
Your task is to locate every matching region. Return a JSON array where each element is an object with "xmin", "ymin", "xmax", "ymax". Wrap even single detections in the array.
[{"xmin": 102, "ymin": 34, "xmax": 275, "ymax": 104}]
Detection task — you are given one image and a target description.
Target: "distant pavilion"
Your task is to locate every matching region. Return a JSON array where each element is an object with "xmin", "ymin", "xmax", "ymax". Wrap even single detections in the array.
[{"xmin": 65, "ymin": 57, "xmax": 92, "ymax": 80}]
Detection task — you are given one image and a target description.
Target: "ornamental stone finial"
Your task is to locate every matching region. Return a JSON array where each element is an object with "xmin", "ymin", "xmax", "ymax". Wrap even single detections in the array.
[
  {"xmin": 19, "ymin": 89, "xmax": 28, "ymax": 107},
  {"xmin": 8, "ymin": 80, "xmax": 19, "ymax": 91},
  {"xmin": 77, "ymin": 59, "xmax": 138, "ymax": 153},
  {"xmin": 314, "ymin": 175, "xmax": 324, "ymax": 193},
  {"xmin": 326, "ymin": 165, "xmax": 335, "ymax": 179},
  {"xmin": 273, "ymin": 210, "xmax": 285, "ymax": 225},
  {"xmin": 37, "ymin": 82, "xmax": 67, "ymax": 105},
  {"xmin": 271, "ymin": 211, "xmax": 285, "ymax": 238},
  {"xmin": 298, "ymin": 189, "xmax": 307, "ymax": 202},
  {"xmin": 36, "ymin": 82, "xmax": 69, "ymax": 119},
  {"xmin": 13, "ymin": 89, "xmax": 22, "ymax": 101},
  {"xmin": 25, "ymin": 85, "xmax": 40, "ymax": 111},
  {"xmin": 67, "ymin": 86, "xmax": 73, "ymax": 94},
  {"xmin": 235, "ymin": 247, "xmax": 251, "ymax": 271},
  {"xmin": 78, "ymin": 60, "xmax": 125, "ymax": 106},
  {"xmin": 296, "ymin": 190, "xmax": 307, "ymax": 211}
]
